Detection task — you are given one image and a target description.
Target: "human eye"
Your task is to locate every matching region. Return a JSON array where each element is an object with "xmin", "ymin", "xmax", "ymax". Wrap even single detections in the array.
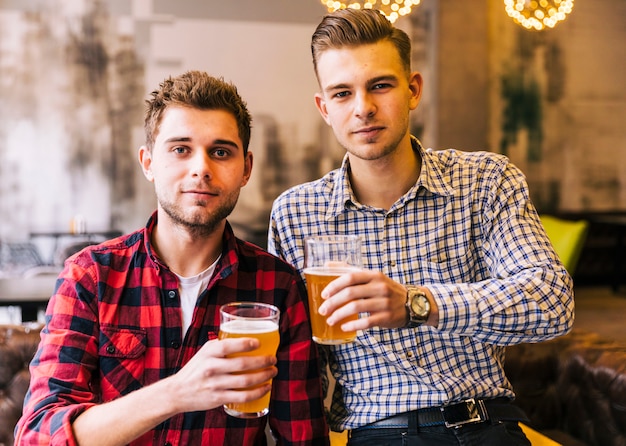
[
  {"xmin": 172, "ymin": 145, "xmax": 189, "ymax": 155},
  {"xmin": 212, "ymin": 147, "xmax": 235, "ymax": 159},
  {"xmin": 372, "ymin": 82, "xmax": 392, "ymax": 91},
  {"xmin": 333, "ymin": 90, "xmax": 350, "ymax": 99},
  {"xmin": 213, "ymin": 148, "xmax": 228, "ymax": 157}
]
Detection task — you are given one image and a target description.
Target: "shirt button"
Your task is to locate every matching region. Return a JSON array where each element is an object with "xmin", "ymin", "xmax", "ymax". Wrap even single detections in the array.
[
  {"xmin": 168, "ymin": 290, "xmax": 176, "ymax": 299},
  {"xmin": 106, "ymin": 345, "xmax": 116, "ymax": 354},
  {"xmin": 170, "ymin": 340, "xmax": 181, "ymax": 349}
]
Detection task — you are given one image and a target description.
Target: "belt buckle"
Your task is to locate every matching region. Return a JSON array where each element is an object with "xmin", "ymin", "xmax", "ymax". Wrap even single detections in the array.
[{"xmin": 440, "ymin": 399, "xmax": 488, "ymax": 429}]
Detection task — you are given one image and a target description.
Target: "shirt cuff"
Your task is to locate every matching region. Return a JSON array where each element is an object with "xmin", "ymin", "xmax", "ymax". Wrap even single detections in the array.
[{"xmin": 424, "ymin": 283, "xmax": 478, "ymax": 334}]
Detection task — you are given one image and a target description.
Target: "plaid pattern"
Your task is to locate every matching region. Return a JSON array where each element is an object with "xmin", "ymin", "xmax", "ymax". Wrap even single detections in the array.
[
  {"xmin": 268, "ymin": 138, "xmax": 573, "ymax": 431},
  {"xmin": 16, "ymin": 213, "xmax": 329, "ymax": 445}
]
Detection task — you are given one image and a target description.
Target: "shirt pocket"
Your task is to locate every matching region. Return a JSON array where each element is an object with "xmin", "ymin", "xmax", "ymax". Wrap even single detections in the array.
[
  {"xmin": 418, "ymin": 238, "xmax": 478, "ymax": 283},
  {"xmin": 99, "ymin": 325, "xmax": 147, "ymax": 400}
]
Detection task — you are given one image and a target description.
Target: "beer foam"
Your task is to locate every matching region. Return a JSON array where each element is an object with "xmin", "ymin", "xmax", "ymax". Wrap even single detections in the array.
[
  {"xmin": 220, "ymin": 319, "xmax": 278, "ymax": 334},
  {"xmin": 303, "ymin": 267, "xmax": 360, "ymax": 276}
]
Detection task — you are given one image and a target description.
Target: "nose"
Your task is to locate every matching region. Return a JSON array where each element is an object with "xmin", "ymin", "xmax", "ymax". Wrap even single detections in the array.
[
  {"xmin": 190, "ymin": 150, "xmax": 212, "ymax": 178},
  {"xmin": 354, "ymin": 91, "xmax": 376, "ymax": 119}
]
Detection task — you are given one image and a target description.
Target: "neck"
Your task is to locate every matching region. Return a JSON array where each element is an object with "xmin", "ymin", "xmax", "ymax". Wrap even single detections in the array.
[
  {"xmin": 348, "ymin": 141, "xmax": 421, "ymax": 210},
  {"xmin": 151, "ymin": 213, "xmax": 224, "ymax": 277}
]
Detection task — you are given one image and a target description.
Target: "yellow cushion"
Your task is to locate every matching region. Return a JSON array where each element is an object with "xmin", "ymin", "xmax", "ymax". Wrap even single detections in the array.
[
  {"xmin": 540, "ymin": 215, "xmax": 589, "ymax": 274},
  {"xmin": 330, "ymin": 425, "xmax": 560, "ymax": 445},
  {"xmin": 329, "ymin": 430, "xmax": 347, "ymax": 445},
  {"xmin": 520, "ymin": 422, "xmax": 562, "ymax": 445}
]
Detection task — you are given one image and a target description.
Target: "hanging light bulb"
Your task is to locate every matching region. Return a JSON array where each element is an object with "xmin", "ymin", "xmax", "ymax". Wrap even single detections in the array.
[
  {"xmin": 320, "ymin": 0, "xmax": 421, "ymax": 23},
  {"xmin": 504, "ymin": 0, "xmax": 574, "ymax": 31}
]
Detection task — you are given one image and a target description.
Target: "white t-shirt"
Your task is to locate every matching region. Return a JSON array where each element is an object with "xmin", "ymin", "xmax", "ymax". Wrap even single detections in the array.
[{"xmin": 175, "ymin": 257, "xmax": 220, "ymax": 334}]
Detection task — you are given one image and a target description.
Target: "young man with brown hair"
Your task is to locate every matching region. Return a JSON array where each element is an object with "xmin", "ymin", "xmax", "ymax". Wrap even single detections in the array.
[
  {"xmin": 17, "ymin": 71, "xmax": 329, "ymax": 445},
  {"xmin": 269, "ymin": 9, "xmax": 573, "ymax": 445}
]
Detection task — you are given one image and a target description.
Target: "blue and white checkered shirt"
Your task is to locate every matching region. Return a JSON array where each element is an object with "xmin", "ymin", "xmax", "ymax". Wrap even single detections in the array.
[{"xmin": 268, "ymin": 138, "xmax": 574, "ymax": 431}]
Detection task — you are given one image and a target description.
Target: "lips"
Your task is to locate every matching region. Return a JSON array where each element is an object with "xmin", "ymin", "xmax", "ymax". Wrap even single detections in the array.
[
  {"xmin": 353, "ymin": 125, "xmax": 384, "ymax": 138},
  {"xmin": 182, "ymin": 189, "xmax": 219, "ymax": 198}
]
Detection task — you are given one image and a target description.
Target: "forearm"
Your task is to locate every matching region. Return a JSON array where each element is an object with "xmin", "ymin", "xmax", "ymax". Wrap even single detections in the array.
[
  {"xmin": 73, "ymin": 376, "xmax": 180, "ymax": 446},
  {"xmin": 431, "ymin": 266, "xmax": 574, "ymax": 344},
  {"xmin": 16, "ymin": 377, "xmax": 179, "ymax": 445}
]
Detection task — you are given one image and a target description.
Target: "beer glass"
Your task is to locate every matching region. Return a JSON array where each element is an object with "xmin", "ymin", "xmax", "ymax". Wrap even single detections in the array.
[
  {"xmin": 303, "ymin": 235, "xmax": 363, "ymax": 345},
  {"xmin": 218, "ymin": 301, "xmax": 280, "ymax": 418}
]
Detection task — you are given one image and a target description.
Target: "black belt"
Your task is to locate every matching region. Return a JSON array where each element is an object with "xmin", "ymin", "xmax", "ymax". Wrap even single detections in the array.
[{"xmin": 354, "ymin": 398, "xmax": 529, "ymax": 430}]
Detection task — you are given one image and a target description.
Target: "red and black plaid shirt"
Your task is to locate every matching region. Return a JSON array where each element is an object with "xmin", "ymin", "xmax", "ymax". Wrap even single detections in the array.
[{"xmin": 16, "ymin": 213, "xmax": 329, "ymax": 445}]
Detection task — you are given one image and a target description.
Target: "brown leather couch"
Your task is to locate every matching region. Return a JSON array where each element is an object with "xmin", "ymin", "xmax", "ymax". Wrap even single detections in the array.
[
  {"xmin": 2, "ymin": 325, "xmax": 625, "ymax": 446},
  {"xmin": 506, "ymin": 329, "xmax": 626, "ymax": 446},
  {"xmin": 0, "ymin": 324, "xmax": 42, "ymax": 446}
]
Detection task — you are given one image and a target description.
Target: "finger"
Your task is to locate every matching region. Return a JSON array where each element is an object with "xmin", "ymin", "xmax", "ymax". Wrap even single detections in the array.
[
  {"xmin": 332, "ymin": 293, "xmax": 408, "ymax": 330},
  {"xmin": 323, "ymin": 297, "xmax": 364, "ymax": 325},
  {"xmin": 194, "ymin": 370, "xmax": 275, "ymax": 411},
  {"xmin": 224, "ymin": 366, "xmax": 278, "ymax": 391},
  {"xmin": 212, "ymin": 355, "xmax": 278, "ymax": 377},
  {"xmin": 221, "ymin": 382, "xmax": 273, "ymax": 404},
  {"xmin": 326, "ymin": 290, "xmax": 397, "ymax": 326},
  {"xmin": 203, "ymin": 337, "xmax": 261, "ymax": 357},
  {"xmin": 339, "ymin": 311, "xmax": 393, "ymax": 331},
  {"xmin": 319, "ymin": 280, "xmax": 375, "ymax": 317},
  {"xmin": 321, "ymin": 270, "xmax": 368, "ymax": 299}
]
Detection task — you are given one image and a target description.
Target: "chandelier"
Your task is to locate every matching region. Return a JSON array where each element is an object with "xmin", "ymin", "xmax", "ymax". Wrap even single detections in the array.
[
  {"xmin": 320, "ymin": 0, "xmax": 421, "ymax": 24},
  {"xmin": 504, "ymin": 0, "xmax": 574, "ymax": 31}
]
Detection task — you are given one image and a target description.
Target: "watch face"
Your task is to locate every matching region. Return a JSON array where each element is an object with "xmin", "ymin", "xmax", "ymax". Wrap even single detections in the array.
[{"xmin": 410, "ymin": 292, "xmax": 430, "ymax": 318}]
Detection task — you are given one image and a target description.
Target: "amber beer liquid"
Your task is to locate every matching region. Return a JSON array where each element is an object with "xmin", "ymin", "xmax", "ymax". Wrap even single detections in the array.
[
  {"xmin": 218, "ymin": 319, "xmax": 280, "ymax": 418},
  {"xmin": 304, "ymin": 267, "xmax": 359, "ymax": 345}
]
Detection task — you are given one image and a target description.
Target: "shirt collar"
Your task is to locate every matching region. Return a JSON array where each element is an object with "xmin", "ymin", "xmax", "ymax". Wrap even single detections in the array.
[
  {"xmin": 326, "ymin": 137, "xmax": 454, "ymax": 219},
  {"xmin": 326, "ymin": 157, "xmax": 357, "ymax": 220},
  {"xmin": 412, "ymin": 138, "xmax": 455, "ymax": 198},
  {"xmin": 143, "ymin": 211, "xmax": 240, "ymax": 278}
]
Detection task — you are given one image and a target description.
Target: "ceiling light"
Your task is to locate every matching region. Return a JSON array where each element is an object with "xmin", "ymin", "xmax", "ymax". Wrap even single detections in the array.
[{"xmin": 320, "ymin": 0, "xmax": 421, "ymax": 23}]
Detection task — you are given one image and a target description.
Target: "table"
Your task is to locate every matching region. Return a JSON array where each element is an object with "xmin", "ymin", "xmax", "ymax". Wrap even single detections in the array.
[
  {"xmin": 29, "ymin": 230, "xmax": 123, "ymax": 240},
  {"xmin": 29, "ymin": 230, "xmax": 122, "ymax": 265},
  {"xmin": 0, "ymin": 275, "xmax": 58, "ymax": 321}
]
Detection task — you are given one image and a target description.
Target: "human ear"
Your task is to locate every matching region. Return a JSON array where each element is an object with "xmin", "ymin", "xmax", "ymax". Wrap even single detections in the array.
[
  {"xmin": 138, "ymin": 146, "xmax": 154, "ymax": 182},
  {"xmin": 241, "ymin": 152, "xmax": 253, "ymax": 187},
  {"xmin": 408, "ymin": 72, "xmax": 423, "ymax": 111},
  {"xmin": 314, "ymin": 92, "xmax": 331, "ymax": 125}
]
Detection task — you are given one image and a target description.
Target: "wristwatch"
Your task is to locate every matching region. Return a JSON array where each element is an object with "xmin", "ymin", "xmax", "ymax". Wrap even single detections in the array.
[{"xmin": 405, "ymin": 286, "xmax": 431, "ymax": 328}]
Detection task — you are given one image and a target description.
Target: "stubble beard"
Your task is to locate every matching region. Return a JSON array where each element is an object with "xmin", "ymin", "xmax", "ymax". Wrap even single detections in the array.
[
  {"xmin": 343, "ymin": 135, "xmax": 402, "ymax": 162},
  {"xmin": 158, "ymin": 190, "xmax": 240, "ymax": 238},
  {"xmin": 342, "ymin": 118, "xmax": 409, "ymax": 162}
]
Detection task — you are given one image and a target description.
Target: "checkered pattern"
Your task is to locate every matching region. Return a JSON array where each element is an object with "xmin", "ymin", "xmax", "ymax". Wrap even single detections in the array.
[
  {"xmin": 16, "ymin": 213, "xmax": 329, "ymax": 445},
  {"xmin": 268, "ymin": 138, "xmax": 573, "ymax": 431}
]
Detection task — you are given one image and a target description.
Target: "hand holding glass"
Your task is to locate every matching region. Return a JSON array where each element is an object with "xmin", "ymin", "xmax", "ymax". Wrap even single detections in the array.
[
  {"xmin": 218, "ymin": 302, "xmax": 280, "ymax": 418},
  {"xmin": 304, "ymin": 235, "xmax": 363, "ymax": 345}
]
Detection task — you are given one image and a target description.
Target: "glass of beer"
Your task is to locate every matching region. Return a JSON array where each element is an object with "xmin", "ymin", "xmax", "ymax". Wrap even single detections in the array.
[
  {"xmin": 304, "ymin": 235, "xmax": 363, "ymax": 345},
  {"xmin": 218, "ymin": 301, "xmax": 280, "ymax": 418}
]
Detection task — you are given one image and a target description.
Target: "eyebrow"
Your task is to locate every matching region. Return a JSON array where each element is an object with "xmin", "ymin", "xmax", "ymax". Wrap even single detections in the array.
[
  {"xmin": 213, "ymin": 139, "xmax": 240, "ymax": 149},
  {"xmin": 164, "ymin": 136, "xmax": 192, "ymax": 144},
  {"xmin": 324, "ymin": 74, "xmax": 399, "ymax": 94},
  {"xmin": 163, "ymin": 136, "xmax": 240, "ymax": 149}
]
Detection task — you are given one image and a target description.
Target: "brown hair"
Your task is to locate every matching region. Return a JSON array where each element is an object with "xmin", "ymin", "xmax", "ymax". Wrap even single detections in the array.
[
  {"xmin": 144, "ymin": 71, "xmax": 252, "ymax": 155},
  {"xmin": 311, "ymin": 9, "xmax": 412, "ymax": 78}
]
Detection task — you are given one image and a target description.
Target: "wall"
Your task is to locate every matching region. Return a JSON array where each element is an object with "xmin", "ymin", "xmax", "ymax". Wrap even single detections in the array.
[
  {"xmin": 0, "ymin": 0, "xmax": 336, "ymax": 249},
  {"xmin": 436, "ymin": 0, "xmax": 490, "ymax": 151},
  {"xmin": 484, "ymin": 0, "xmax": 626, "ymax": 212},
  {"xmin": 0, "ymin": 0, "xmax": 625, "ymax": 253}
]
